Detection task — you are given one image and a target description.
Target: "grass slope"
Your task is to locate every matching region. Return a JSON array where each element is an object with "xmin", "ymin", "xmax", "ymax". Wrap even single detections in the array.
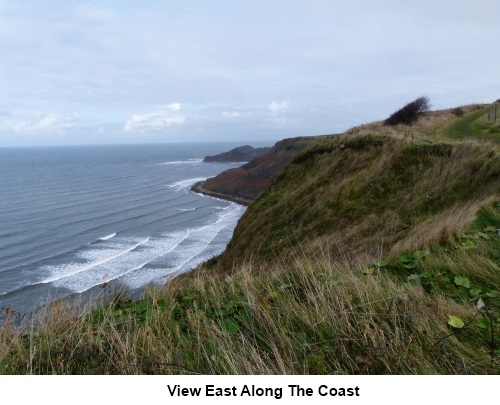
[
  {"xmin": 0, "ymin": 104, "xmax": 498, "ymax": 374},
  {"xmin": 220, "ymin": 105, "xmax": 499, "ymax": 263}
]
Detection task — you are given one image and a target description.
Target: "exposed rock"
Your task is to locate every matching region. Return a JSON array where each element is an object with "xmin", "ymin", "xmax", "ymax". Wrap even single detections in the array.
[{"xmin": 193, "ymin": 137, "xmax": 319, "ymax": 204}]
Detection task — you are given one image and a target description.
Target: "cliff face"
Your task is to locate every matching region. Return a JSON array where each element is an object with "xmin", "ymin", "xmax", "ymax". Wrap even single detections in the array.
[
  {"xmin": 193, "ymin": 137, "xmax": 319, "ymax": 204},
  {"xmin": 203, "ymin": 145, "xmax": 271, "ymax": 162}
]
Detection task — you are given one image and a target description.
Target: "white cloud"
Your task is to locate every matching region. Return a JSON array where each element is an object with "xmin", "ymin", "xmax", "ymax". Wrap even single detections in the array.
[
  {"xmin": 123, "ymin": 109, "xmax": 186, "ymax": 132},
  {"xmin": 266, "ymin": 100, "xmax": 296, "ymax": 128},
  {"xmin": 221, "ymin": 111, "xmax": 242, "ymax": 119},
  {"xmin": 0, "ymin": 112, "xmax": 79, "ymax": 133},
  {"xmin": 268, "ymin": 100, "xmax": 289, "ymax": 115},
  {"xmin": 34, "ymin": 114, "xmax": 59, "ymax": 129},
  {"xmin": 167, "ymin": 103, "xmax": 181, "ymax": 112}
]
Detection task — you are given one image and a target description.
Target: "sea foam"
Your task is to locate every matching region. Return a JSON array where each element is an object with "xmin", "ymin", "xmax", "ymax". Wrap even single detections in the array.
[
  {"xmin": 166, "ymin": 177, "xmax": 207, "ymax": 192},
  {"xmin": 99, "ymin": 233, "xmax": 116, "ymax": 241},
  {"xmin": 44, "ymin": 203, "xmax": 244, "ymax": 293},
  {"xmin": 159, "ymin": 159, "xmax": 203, "ymax": 166}
]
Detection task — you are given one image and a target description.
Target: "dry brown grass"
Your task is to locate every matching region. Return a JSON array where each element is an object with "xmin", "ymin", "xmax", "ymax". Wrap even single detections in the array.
[
  {"xmin": 392, "ymin": 198, "xmax": 496, "ymax": 254},
  {"xmin": 347, "ymin": 104, "xmax": 490, "ymax": 143}
]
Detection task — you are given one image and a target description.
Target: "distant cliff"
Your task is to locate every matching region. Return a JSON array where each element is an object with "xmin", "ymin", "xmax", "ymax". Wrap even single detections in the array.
[
  {"xmin": 193, "ymin": 137, "xmax": 318, "ymax": 204},
  {"xmin": 203, "ymin": 145, "xmax": 271, "ymax": 163}
]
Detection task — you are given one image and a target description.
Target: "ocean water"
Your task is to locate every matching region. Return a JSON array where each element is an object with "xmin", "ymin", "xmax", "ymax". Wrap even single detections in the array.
[{"xmin": 0, "ymin": 143, "xmax": 249, "ymax": 322}]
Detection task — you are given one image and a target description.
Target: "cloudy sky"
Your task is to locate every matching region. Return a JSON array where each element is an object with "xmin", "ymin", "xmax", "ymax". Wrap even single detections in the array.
[{"xmin": 0, "ymin": 0, "xmax": 499, "ymax": 147}]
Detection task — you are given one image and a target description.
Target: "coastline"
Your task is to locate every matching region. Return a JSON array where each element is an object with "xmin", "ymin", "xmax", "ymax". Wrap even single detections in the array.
[{"xmin": 192, "ymin": 181, "xmax": 252, "ymax": 206}]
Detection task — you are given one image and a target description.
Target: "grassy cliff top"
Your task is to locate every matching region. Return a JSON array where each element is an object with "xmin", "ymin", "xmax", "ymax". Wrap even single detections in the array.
[{"xmin": 219, "ymin": 104, "xmax": 499, "ymax": 264}]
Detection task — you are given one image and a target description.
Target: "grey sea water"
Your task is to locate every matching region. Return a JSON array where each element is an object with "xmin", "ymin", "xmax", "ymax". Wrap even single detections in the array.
[{"xmin": 0, "ymin": 143, "xmax": 249, "ymax": 322}]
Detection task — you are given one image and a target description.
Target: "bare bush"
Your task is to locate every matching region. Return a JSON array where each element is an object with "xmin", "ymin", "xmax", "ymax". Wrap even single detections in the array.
[{"xmin": 384, "ymin": 96, "xmax": 431, "ymax": 126}]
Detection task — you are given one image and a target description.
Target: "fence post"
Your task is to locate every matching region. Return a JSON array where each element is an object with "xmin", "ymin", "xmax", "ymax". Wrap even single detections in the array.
[{"xmin": 487, "ymin": 106, "xmax": 497, "ymax": 124}]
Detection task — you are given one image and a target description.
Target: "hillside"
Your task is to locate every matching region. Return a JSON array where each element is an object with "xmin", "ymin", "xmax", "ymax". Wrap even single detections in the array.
[
  {"xmin": 203, "ymin": 145, "xmax": 271, "ymax": 163},
  {"xmin": 1, "ymin": 103, "xmax": 498, "ymax": 375},
  {"xmin": 219, "ymin": 104, "xmax": 499, "ymax": 264},
  {"xmin": 193, "ymin": 137, "xmax": 317, "ymax": 204}
]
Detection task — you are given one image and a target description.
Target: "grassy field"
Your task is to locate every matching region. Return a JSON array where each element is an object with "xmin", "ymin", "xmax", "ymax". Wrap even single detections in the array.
[{"xmin": 0, "ymin": 103, "xmax": 498, "ymax": 374}]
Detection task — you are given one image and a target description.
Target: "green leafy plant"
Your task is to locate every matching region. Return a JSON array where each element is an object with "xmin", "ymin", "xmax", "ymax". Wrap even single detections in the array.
[
  {"xmin": 453, "ymin": 276, "xmax": 471, "ymax": 289},
  {"xmin": 448, "ymin": 315, "xmax": 465, "ymax": 329}
]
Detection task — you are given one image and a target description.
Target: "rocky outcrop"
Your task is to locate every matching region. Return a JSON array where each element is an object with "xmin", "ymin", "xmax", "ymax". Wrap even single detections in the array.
[
  {"xmin": 203, "ymin": 145, "xmax": 271, "ymax": 163},
  {"xmin": 193, "ymin": 137, "xmax": 318, "ymax": 205}
]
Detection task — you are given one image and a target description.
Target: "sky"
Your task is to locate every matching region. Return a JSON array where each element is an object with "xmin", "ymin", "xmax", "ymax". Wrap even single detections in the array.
[{"xmin": 0, "ymin": 0, "xmax": 499, "ymax": 147}]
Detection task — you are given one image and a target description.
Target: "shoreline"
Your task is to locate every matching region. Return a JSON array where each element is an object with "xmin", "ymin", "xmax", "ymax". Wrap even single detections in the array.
[{"xmin": 191, "ymin": 181, "xmax": 252, "ymax": 206}]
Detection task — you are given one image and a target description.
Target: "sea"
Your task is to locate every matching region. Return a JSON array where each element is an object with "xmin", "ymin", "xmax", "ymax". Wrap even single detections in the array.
[{"xmin": 0, "ymin": 143, "xmax": 253, "ymax": 323}]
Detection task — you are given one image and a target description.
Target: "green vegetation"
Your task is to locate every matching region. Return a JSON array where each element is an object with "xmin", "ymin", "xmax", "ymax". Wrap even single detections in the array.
[
  {"xmin": 443, "ymin": 105, "xmax": 500, "ymax": 140},
  {"xmin": 222, "ymin": 105, "xmax": 499, "ymax": 263},
  {"xmin": 0, "ymin": 103, "xmax": 498, "ymax": 374}
]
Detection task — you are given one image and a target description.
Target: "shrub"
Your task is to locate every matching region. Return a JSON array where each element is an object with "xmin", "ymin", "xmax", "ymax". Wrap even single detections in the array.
[
  {"xmin": 451, "ymin": 107, "xmax": 465, "ymax": 117},
  {"xmin": 384, "ymin": 96, "xmax": 431, "ymax": 126}
]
